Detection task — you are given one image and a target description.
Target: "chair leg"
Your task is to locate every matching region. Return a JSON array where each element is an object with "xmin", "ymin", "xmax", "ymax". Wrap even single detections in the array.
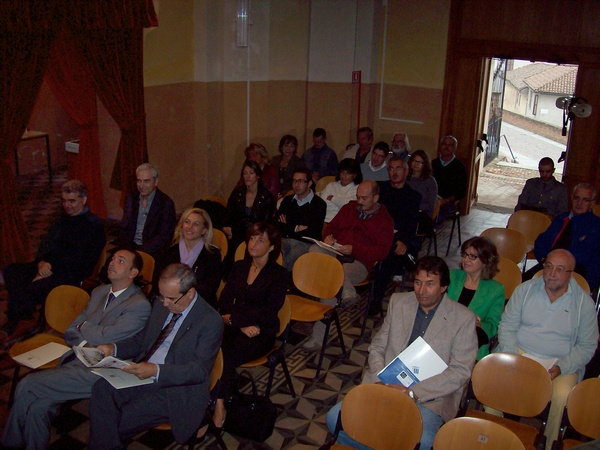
[
  {"xmin": 279, "ymin": 359, "xmax": 297, "ymax": 398},
  {"xmin": 456, "ymin": 212, "xmax": 462, "ymax": 248},
  {"xmin": 433, "ymin": 231, "xmax": 438, "ymax": 256},
  {"xmin": 315, "ymin": 319, "xmax": 333, "ymax": 378},
  {"xmin": 333, "ymin": 310, "xmax": 346, "ymax": 355},
  {"xmin": 265, "ymin": 364, "xmax": 275, "ymax": 398},
  {"xmin": 446, "ymin": 214, "xmax": 457, "ymax": 256},
  {"xmin": 360, "ymin": 278, "xmax": 377, "ymax": 339}
]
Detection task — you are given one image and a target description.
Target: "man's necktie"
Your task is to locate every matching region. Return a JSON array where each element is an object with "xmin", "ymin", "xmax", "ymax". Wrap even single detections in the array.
[
  {"xmin": 104, "ymin": 292, "xmax": 116, "ymax": 310},
  {"xmin": 143, "ymin": 313, "xmax": 182, "ymax": 361}
]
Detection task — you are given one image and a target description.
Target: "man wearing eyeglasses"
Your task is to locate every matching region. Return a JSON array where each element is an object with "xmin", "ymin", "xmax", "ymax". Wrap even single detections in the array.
[
  {"xmin": 526, "ymin": 183, "xmax": 600, "ymax": 291},
  {"xmin": 498, "ymin": 249, "xmax": 598, "ymax": 447},
  {"xmin": 87, "ymin": 263, "xmax": 223, "ymax": 449},
  {"xmin": 276, "ymin": 168, "xmax": 327, "ymax": 270},
  {"xmin": 119, "ymin": 163, "xmax": 176, "ymax": 256}
]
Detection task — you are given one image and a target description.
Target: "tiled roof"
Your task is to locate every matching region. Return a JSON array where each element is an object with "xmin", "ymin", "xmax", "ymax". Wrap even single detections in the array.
[{"xmin": 506, "ymin": 63, "xmax": 577, "ymax": 95}]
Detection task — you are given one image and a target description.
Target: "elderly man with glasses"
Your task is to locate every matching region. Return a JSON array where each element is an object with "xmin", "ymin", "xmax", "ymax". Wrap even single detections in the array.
[{"xmin": 497, "ymin": 248, "xmax": 598, "ymax": 448}]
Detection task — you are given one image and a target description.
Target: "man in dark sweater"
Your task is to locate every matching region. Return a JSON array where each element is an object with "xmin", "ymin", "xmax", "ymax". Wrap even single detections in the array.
[
  {"xmin": 432, "ymin": 135, "xmax": 467, "ymax": 222},
  {"xmin": 276, "ymin": 168, "xmax": 327, "ymax": 270},
  {"xmin": 371, "ymin": 157, "xmax": 421, "ymax": 315},
  {"xmin": 2, "ymin": 180, "xmax": 106, "ymax": 338}
]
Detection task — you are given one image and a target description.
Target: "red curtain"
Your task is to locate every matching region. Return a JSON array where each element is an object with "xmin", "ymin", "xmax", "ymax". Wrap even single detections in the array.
[
  {"xmin": 45, "ymin": 30, "xmax": 107, "ymax": 218},
  {"xmin": 76, "ymin": 28, "xmax": 149, "ymax": 199},
  {"xmin": 0, "ymin": 30, "xmax": 56, "ymax": 266}
]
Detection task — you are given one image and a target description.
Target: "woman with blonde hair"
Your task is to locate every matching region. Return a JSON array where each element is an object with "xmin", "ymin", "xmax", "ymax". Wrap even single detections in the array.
[{"xmin": 153, "ymin": 208, "xmax": 222, "ymax": 307}]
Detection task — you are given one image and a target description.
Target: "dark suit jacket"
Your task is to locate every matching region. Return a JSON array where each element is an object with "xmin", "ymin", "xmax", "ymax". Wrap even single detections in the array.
[
  {"xmin": 120, "ymin": 188, "xmax": 176, "ymax": 256},
  {"xmin": 153, "ymin": 243, "xmax": 223, "ymax": 307},
  {"xmin": 115, "ymin": 295, "xmax": 223, "ymax": 443}
]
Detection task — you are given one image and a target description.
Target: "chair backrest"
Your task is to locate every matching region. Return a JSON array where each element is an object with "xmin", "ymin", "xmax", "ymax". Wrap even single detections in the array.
[
  {"xmin": 565, "ymin": 377, "xmax": 600, "ymax": 439},
  {"xmin": 137, "ymin": 251, "xmax": 155, "ymax": 295},
  {"xmin": 531, "ymin": 270, "xmax": 591, "ymax": 295},
  {"xmin": 315, "ymin": 175, "xmax": 336, "ymax": 193},
  {"xmin": 507, "ymin": 210, "xmax": 551, "ymax": 248},
  {"xmin": 431, "ymin": 195, "xmax": 442, "ymax": 221},
  {"xmin": 493, "ymin": 256, "xmax": 522, "ymax": 300},
  {"xmin": 235, "ymin": 242, "xmax": 284, "ymax": 265},
  {"xmin": 433, "ymin": 417, "xmax": 525, "ymax": 450},
  {"xmin": 592, "ymin": 203, "xmax": 600, "ymax": 218},
  {"xmin": 45, "ymin": 285, "xmax": 90, "ymax": 333},
  {"xmin": 210, "ymin": 349, "xmax": 224, "ymax": 391},
  {"xmin": 90, "ymin": 243, "xmax": 110, "ymax": 281},
  {"xmin": 340, "ymin": 384, "xmax": 422, "ymax": 450},
  {"xmin": 212, "ymin": 229, "xmax": 228, "ymax": 262},
  {"xmin": 480, "ymin": 228, "xmax": 528, "ymax": 264},
  {"xmin": 292, "ymin": 252, "xmax": 344, "ymax": 299},
  {"xmin": 203, "ymin": 195, "xmax": 228, "ymax": 208},
  {"xmin": 472, "ymin": 353, "xmax": 552, "ymax": 417}
]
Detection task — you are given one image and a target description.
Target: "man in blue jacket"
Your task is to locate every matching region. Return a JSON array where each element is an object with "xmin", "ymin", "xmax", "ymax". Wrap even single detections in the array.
[{"xmin": 526, "ymin": 183, "xmax": 600, "ymax": 291}]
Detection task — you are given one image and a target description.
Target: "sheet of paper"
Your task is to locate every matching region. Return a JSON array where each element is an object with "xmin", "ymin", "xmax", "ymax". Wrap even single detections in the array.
[
  {"xmin": 12, "ymin": 342, "xmax": 70, "ymax": 369},
  {"xmin": 91, "ymin": 368, "xmax": 154, "ymax": 389}
]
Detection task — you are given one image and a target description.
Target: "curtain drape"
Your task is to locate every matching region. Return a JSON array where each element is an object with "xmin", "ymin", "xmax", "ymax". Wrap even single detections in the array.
[
  {"xmin": 0, "ymin": 30, "xmax": 56, "ymax": 266},
  {"xmin": 45, "ymin": 30, "xmax": 107, "ymax": 218},
  {"xmin": 76, "ymin": 28, "xmax": 148, "ymax": 200}
]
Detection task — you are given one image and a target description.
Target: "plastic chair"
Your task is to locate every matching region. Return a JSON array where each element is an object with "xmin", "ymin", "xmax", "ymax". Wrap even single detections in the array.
[
  {"xmin": 8, "ymin": 286, "xmax": 90, "ymax": 406},
  {"xmin": 315, "ymin": 175, "xmax": 336, "ymax": 193},
  {"xmin": 212, "ymin": 229, "xmax": 228, "ymax": 262},
  {"xmin": 137, "ymin": 251, "xmax": 155, "ymax": 295},
  {"xmin": 507, "ymin": 210, "xmax": 551, "ymax": 271},
  {"xmin": 287, "ymin": 252, "xmax": 346, "ymax": 378},
  {"xmin": 418, "ymin": 196, "xmax": 442, "ymax": 256},
  {"xmin": 553, "ymin": 378, "xmax": 600, "ymax": 449},
  {"xmin": 81, "ymin": 242, "xmax": 110, "ymax": 292},
  {"xmin": 234, "ymin": 241, "xmax": 283, "ymax": 266},
  {"xmin": 154, "ymin": 349, "xmax": 226, "ymax": 450},
  {"xmin": 325, "ymin": 383, "xmax": 422, "ymax": 450},
  {"xmin": 592, "ymin": 203, "xmax": 600, "ymax": 217},
  {"xmin": 203, "ymin": 195, "xmax": 228, "ymax": 208},
  {"xmin": 434, "ymin": 417, "xmax": 525, "ymax": 450},
  {"xmin": 493, "ymin": 256, "xmax": 522, "ymax": 301},
  {"xmin": 239, "ymin": 296, "xmax": 296, "ymax": 398},
  {"xmin": 531, "ymin": 270, "xmax": 591, "ymax": 295},
  {"xmin": 480, "ymin": 228, "xmax": 528, "ymax": 265},
  {"xmin": 466, "ymin": 353, "xmax": 553, "ymax": 450}
]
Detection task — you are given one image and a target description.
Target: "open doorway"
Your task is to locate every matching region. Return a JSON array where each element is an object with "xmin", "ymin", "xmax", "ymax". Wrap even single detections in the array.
[{"xmin": 476, "ymin": 59, "xmax": 577, "ymax": 213}]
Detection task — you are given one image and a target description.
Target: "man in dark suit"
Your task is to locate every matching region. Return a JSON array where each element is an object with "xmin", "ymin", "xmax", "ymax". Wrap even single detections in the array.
[
  {"xmin": 2, "ymin": 248, "xmax": 151, "ymax": 450},
  {"xmin": 88, "ymin": 263, "xmax": 224, "ymax": 449},
  {"xmin": 119, "ymin": 163, "xmax": 176, "ymax": 256}
]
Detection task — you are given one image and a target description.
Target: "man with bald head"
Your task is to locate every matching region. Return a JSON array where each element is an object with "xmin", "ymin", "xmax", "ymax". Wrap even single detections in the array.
[
  {"xmin": 303, "ymin": 180, "xmax": 394, "ymax": 350},
  {"xmin": 498, "ymin": 249, "xmax": 598, "ymax": 447}
]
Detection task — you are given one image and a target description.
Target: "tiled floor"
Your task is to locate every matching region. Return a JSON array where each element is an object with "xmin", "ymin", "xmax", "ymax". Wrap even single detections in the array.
[{"xmin": 0, "ymin": 166, "xmax": 516, "ymax": 449}]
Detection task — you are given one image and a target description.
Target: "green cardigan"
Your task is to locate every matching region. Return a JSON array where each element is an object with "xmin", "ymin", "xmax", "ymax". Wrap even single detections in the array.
[{"xmin": 448, "ymin": 269, "xmax": 505, "ymax": 360}]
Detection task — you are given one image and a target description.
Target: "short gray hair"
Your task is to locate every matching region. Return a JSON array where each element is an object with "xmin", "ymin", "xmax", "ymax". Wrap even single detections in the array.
[
  {"xmin": 136, "ymin": 163, "xmax": 158, "ymax": 179},
  {"xmin": 160, "ymin": 263, "xmax": 197, "ymax": 293},
  {"xmin": 573, "ymin": 183, "xmax": 597, "ymax": 201}
]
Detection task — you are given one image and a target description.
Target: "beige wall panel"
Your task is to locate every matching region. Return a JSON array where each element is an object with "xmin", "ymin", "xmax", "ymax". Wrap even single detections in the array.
[
  {"xmin": 264, "ymin": 80, "xmax": 308, "ymax": 150},
  {"xmin": 268, "ymin": 1, "xmax": 309, "ymax": 80},
  {"xmin": 144, "ymin": 0, "xmax": 195, "ymax": 86}
]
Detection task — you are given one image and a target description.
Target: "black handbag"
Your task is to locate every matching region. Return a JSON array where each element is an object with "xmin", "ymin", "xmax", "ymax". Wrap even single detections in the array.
[{"xmin": 224, "ymin": 370, "xmax": 278, "ymax": 441}]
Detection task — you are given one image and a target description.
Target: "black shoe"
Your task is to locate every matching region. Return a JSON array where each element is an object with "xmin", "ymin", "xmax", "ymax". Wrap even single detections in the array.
[{"xmin": 368, "ymin": 303, "xmax": 382, "ymax": 316}]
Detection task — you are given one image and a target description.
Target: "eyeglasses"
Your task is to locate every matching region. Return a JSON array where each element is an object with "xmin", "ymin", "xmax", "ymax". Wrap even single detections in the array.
[
  {"xmin": 573, "ymin": 195, "xmax": 593, "ymax": 203},
  {"xmin": 292, "ymin": 179, "xmax": 308, "ymax": 184},
  {"xmin": 460, "ymin": 252, "xmax": 478, "ymax": 260},
  {"xmin": 542, "ymin": 262, "xmax": 574, "ymax": 275},
  {"xmin": 156, "ymin": 292, "xmax": 186, "ymax": 305}
]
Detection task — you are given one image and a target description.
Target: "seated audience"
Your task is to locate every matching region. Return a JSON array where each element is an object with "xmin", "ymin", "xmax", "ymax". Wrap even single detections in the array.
[
  {"xmin": 343, "ymin": 126, "xmax": 374, "ymax": 163},
  {"xmin": 360, "ymin": 141, "xmax": 389, "ymax": 182},
  {"xmin": 447, "ymin": 236, "xmax": 504, "ymax": 360},
  {"xmin": 215, "ymin": 223, "xmax": 288, "ymax": 428},
  {"xmin": 87, "ymin": 264, "xmax": 223, "ymax": 449},
  {"xmin": 317, "ymin": 158, "xmax": 362, "ymax": 223},
  {"xmin": 2, "ymin": 248, "xmax": 151, "ymax": 450},
  {"xmin": 371, "ymin": 157, "xmax": 420, "ymax": 316},
  {"xmin": 327, "ymin": 256, "xmax": 477, "ymax": 450},
  {"xmin": 154, "ymin": 208, "xmax": 222, "ymax": 308},
  {"xmin": 236, "ymin": 143, "xmax": 280, "ymax": 199},
  {"xmin": 301, "ymin": 128, "xmax": 339, "ymax": 184},
  {"xmin": 497, "ymin": 249, "xmax": 598, "ymax": 447},
  {"xmin": 526, "ymin": 183, "xmax": 600, "ymax": 291},
  {"xmin": 2, "ymin": 179, "xmax": 105, "ymax": 338},
  {"xmin": 305, "ymin": 180, "xmax": 394, "ymax": 351},
  {"xmin": 276, "ymin": 168, "xmax": 327, "ymax": 271},
  {"xmin": 223, "ymin": 159, "xmax": 275, "ymax": 273},
  {"xmin": 390, "ymin": 132, "xmax": 411, "ymax": 160},
  {"xmin": 407, "ymin": 149, "xmax": 438, "ymax": 234},
  {"xmin": 515, "ymin": 157, "xmax": 568, "ymax": 218},
  {"xmin": 119, "ymin": 163, "xmax": 176, "ymax": 256},
  {"xmin": 432, "ymin": 135, "xmax": 467, "ymax": 223},
  {"xmin": 272, "ymin": 134, "xmax": 305, "ymax": 197}
]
